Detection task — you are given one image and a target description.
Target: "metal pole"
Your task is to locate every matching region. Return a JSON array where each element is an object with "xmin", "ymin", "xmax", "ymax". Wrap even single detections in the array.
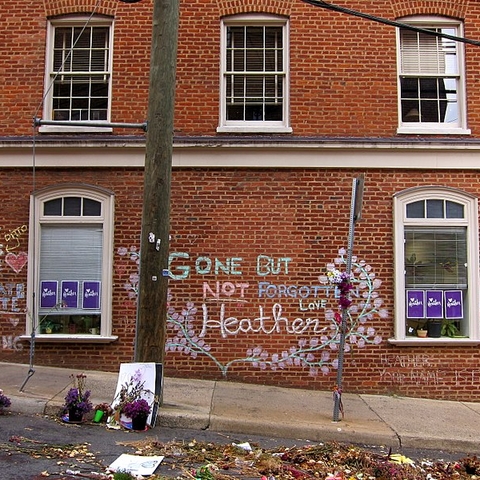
[
  {"xmin": 333, "ymin": 177, "xmax": 359, "ymax": 422},
  {"xmin": 33, "ymin": 118, "xmax": 147, "ymax": 130}
]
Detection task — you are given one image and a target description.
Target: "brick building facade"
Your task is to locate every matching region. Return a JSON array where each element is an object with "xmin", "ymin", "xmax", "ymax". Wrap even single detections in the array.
[{"xmin": 2, "ymin": 0, "xmax": 480, "ymax": 401}]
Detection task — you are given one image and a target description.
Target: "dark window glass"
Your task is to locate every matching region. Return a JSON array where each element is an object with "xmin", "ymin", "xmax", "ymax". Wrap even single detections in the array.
[
  {"xmin": 446, "ymin": 201, "xmax": 464, "ymax": 218},
  {"xmin": 64, "ymin": 197, "xmax": 81, "ymax": 216},
  {"xmin": 426, "ymin": 199, "xmax": 444, "ymax": 218},
  {"xmin": 406, "ymin": 200, "xmax": 424, "ymax": 218},
  {"xmin": 44, "ymin": 199, "xmax": 62, "ymax": 216},
  {"xmin": 83, "ymin": 198, "xmax": 101, "ymax": 216}
]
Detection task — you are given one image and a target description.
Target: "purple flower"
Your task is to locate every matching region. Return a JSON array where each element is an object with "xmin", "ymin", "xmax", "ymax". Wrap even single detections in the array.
[
  {"xmin": 0, "ymin": 393, "xmax": 11, "ymax": 409},
  {"xmin": 63, "ymin": 374, "xmax": 93, "ymax": 414},
  {"xmin": 122, "ymin": 399, "xmax": 151, "ymax": 419}
]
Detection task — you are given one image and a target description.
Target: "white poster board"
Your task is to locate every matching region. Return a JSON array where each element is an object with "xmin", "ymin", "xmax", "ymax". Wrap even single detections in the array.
[
  {"xmin": 109, "ymin": 454, "xmax": 164, "ymax": 476},
  {"xmin": 110, "ymin": 362, "xmax": 163, "ymax": 428}
]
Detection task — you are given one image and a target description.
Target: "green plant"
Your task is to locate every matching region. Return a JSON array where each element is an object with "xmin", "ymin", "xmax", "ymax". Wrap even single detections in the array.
[
  {"xmin": 113, "ymin": 470, "xmax": 135, "ymax": 480},
  {"xmin": 441, "ymin": 319, "xmax": 460, "ymax": 337},
  {"xmin": 95, "ymin": 402, "xmax": 113, "ymax": 416}
]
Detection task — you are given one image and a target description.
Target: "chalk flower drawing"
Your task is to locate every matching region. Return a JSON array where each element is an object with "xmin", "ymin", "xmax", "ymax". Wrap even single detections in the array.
[
  {"xmin": 118, "ymin": 247, "xmax": 140, "ymax": 298},
  {"xmin": 166, "ymin": 248, "xmax": 385, "ymax": 377},
  {"xmin": 119, "ymin": 246, "xmax": 386, "ymax": 377}
]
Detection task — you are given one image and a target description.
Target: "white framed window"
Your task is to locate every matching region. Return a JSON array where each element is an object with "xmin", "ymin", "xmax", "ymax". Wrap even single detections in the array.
[
  {"xmin": 396, "ymin": 16, "xmax": 470, "ymax": 135},
  {"xmin": 392, "ymin": 187, "xmax": 479, "ymax": 345},
  {"xmin": 218, "ymin": 14, "xmax": 291, "ymax": 134},
  {"xmin": 25, "ymin": 185, "xmax": 116, "ymax": 342},
  {"xmin": 40, "ymin": 15, "xmax": 114, "ymax": 133}
]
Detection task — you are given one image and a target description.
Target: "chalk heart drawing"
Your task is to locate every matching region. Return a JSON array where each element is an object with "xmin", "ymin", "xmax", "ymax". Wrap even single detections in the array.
[
  {"xmin": 5, "ymin": 252, "xmax": 28, "ymax": 273},
  {"xmin": 9, "ymin": 317, "xmax": 19, "ymax": 327}
]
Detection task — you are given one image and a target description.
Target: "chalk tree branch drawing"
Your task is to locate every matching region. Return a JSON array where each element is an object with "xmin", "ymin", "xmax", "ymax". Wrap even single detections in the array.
[{"xmin": 119, "ymin": 247, "xmax": 386, "ymax": 377}]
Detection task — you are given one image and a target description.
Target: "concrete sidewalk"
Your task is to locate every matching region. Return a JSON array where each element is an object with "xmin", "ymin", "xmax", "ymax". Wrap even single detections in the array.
[{"xmin": 1, "ymin": 362, "xmax": 479, "ymax": 455}]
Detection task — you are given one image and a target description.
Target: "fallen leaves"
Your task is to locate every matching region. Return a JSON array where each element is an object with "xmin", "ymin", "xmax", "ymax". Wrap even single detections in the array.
[
  {"xmin": 116, "ymin": 438, "xmax": 480, "ymax": 479},
  {"xmin": 2, "ymin": 434, "xmax": 480, "ymax": 479}
]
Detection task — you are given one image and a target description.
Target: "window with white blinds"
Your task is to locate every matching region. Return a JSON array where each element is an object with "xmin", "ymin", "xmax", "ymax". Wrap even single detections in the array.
[
  {"xmin": 397, "ymin": 18, "xmax": 467, "ymax": 132},
  {"xmin": 39, "ymin": 224, "xmax": 103, "ymax": 316},
  {"xmin": 219, "ymin": 15, "xmax": 291, "ymax": 133},
  {"xmin": 43, "ymin": 16, "xmax": 113, "ymax": 127},
  {"xmin": 52, "ymin": 25, "xmax": 110, "ymax": 121},
  {"xmin": 405, "ymin": 227, "xmax": 467, "ymax": 288},
  {"xmin": 393, "ymin": 187, "xmax": 479, "ymax": 342},
  {"xmin": 27, "ymin": 187, "xmax": 114, "ymax": 339}
]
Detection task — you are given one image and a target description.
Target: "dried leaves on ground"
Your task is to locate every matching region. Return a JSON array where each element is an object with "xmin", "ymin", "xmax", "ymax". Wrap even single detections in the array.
[
  {"xmin": 3, "ymin": 435, "xmax": 480, "ymax": 479},
  {"xmin": 119, "ymin": 438, "xmax": 480, "ymax": 480}
]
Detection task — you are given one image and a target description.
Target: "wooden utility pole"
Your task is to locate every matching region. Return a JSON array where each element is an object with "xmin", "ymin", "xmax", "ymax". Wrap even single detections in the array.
[{"xmin": 134, "ymin": 0, "xmax": 179, "ymax": 363}]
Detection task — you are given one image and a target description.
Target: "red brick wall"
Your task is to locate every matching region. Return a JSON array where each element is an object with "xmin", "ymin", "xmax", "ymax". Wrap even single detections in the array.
[
  {"xmin": 3, "ymin": 0, "xmax": 480, "ymax": 137},
  {"xmin": 3, "ymin": 1, "xmax": 480, "ymax": 402},
  {"xmin": 1, "ymin": 167, "xmax": 480, "ymax": 401}
]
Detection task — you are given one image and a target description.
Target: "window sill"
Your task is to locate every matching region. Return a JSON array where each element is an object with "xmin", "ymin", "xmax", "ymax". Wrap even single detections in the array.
[
  {"xmin": 388, "ymin": 337, "xmax": 480, "ymax": 346},
  {"xmin": 217, "ymin": 125, "xmax": 293, "ymax": 134},
  {"xmin": 397, "ymin": 126, "xmax": 471, "ymax": 135},
  {"xmin": 20, "ymin": 334, "xmax": 118, "ymax": 344}
]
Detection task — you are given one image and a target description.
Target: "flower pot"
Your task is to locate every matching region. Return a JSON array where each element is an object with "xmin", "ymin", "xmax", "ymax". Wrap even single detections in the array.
[
  {"xmin": 417, "ymin": 329, "xmax": 428, "ymax": 338},
  {"xmin": 93, "ymin": 410, "xmax": 105, "ymax": 423},
  {"xmin": 428, "ymin": 321, "xmax": 442, "ymax": 338},
  {"xmin": 68, "ymin": 409, "xmax": 83, "ymax": 422},
  {"xmin": 131, "ymin": 415, "xmax": 147, "ymax": 431}
]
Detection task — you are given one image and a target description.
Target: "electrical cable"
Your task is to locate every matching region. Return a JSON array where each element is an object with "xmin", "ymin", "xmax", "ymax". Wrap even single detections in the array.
[
  {"xmin": 21, "ymin": 0, "xmax": 104, "ymax": 392},
  {"xmin": 301, "ymin": 0, "xmax": 480, "ymax": 46}
]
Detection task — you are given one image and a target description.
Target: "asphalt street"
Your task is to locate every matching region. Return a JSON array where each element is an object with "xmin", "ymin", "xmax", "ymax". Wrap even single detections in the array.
[{"xmin": 0, "ymin": 411, "xmax": 467, "ymax": 480}]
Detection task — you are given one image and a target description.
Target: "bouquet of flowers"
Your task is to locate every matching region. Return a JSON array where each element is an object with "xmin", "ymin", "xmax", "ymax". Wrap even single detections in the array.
[
  {"xmin": 110, "ymin": 369, "xmax": 153, "ymax": 427},
  {"xmin": 327, "ymin": 268, "xmax": 353, "ymax": 310},
  {"xmin": 0, "ymin": 389, "xmax": 11, "ymax": 413},
  {"xmin": 122, "ymin": 398, "xmax": 151, "ymax": 420},
  {"xmin": 63, "ymin": 373, "xmax": 93, "ymax": 419}
]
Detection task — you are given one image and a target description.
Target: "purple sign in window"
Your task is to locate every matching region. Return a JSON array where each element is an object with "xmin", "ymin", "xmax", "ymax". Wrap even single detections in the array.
[
  {"xmin": 83, "ymin": 281, "xmax": 101, "ymax": 309},
  {"xmin": 40, "ymin": 281, "xmax": 58, "ymax": 308},
  {"xmin": 426, "ymin": 290, "xmax": 443, "ymax": 318},
  {"xmin": 444, "ymin": 290, "xmax": 463, "ymax": 319},
  {"xmin": 61, "ymin": 281, "xmax": 79, "ymax": 308},
  {"xmin": 406, "ymin": 290, "xmax": 425, "ymax": 318}
]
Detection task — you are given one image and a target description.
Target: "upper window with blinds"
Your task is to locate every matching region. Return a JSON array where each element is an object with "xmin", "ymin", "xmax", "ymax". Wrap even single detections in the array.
[
  {"xmin": 41, "ymin": 16, "xmax": 113, "ymax": 133},
  {"xmin": 218, "ymin": 14, "xmax": 291, "ymax": 134},
  {"xmin": 396, "ymin": 17, "xmax": 469, "ymax": 134}
]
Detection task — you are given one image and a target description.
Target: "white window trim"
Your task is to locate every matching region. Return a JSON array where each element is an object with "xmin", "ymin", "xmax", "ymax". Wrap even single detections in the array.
[
  {"xmin": 217, "ymin": 14, "xmax": 292, "ymax": 134},
  {"xmin": 396, "ymin": 16, "xmax": 470, "ymax": 135},
  {"xmin": 24, "ymin": 185, "xmax": 117, "ymax": 343},
  {"xmin": 40, "ymin": 15, "xmax": 114, "ymax": 134},
  {"xmin": 390, "ymin": 186, "xmax": 480, "ymax": 346}
]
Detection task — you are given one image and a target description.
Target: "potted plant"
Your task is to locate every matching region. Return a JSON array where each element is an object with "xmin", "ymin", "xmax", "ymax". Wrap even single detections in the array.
[
  {"xmin": 110, "ymin": 370, "xmax": 153, "ymax": 430},
  {"xmin": 427, "ymin": 319, "xmax": 442, "ymax": 338},
  {"xmin": 63, "ymin": 373, "xmax": 93, "ymax": 422},
  {"xmin": 122, "ymin": 398, "xmax": 151, "ymax": 431},
  {"xmin": 0, "ymin": 389, "xmax": 11, "ymax": 414},
  {"xmin": 93, "ymin": 402, "xmax": 113, "ymax": 423},
  {"xmin": 441, "ymin": 319, "xmax": 460, "ymax": 337},
  {"xmin": 417, "ymin": 324, "xmax": 428, "ymax": 338}
]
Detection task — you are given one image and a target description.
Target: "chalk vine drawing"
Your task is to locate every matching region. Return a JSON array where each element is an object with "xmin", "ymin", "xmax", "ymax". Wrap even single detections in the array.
[
  {"xmin": 118, "ymin": 246, "xmax": 386, "ymax": 377},
  {"xmin": 118, "ymin": 246, "xmax": 140, "ymax": 298}
]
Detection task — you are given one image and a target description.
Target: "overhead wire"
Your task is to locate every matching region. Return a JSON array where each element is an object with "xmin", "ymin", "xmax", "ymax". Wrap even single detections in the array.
[
  {"xmin": 22, "ymin": 0, "xmax": 104, "ymax": 391},
  {"xmin": 301, "ymin": 0, "xmax": 480, "ymax": 47}
]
